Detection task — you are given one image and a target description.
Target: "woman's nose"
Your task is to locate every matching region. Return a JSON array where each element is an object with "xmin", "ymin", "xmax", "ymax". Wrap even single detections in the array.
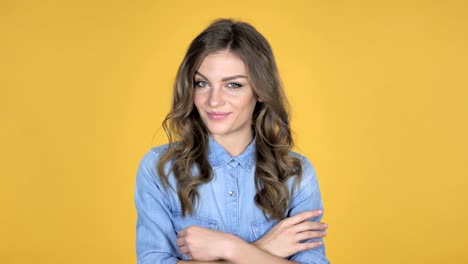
[{"xmin": 208, "ymin": 87, "xmax": 225, "ymax": 107}]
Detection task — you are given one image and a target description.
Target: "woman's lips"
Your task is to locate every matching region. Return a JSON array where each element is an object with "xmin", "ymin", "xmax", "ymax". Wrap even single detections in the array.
[{"xmin": 207, "ymin": 112, "xmax": 230, "ymax": 120}]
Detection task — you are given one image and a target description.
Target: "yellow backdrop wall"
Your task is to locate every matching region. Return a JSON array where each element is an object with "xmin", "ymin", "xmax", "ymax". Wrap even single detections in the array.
[{"xmin": 1, "ymin": 0, "xmax": 467, "ymax": 263}]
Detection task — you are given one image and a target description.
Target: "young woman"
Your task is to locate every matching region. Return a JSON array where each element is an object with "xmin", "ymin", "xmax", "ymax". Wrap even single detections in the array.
[{"xmin": 135, "ymin": 19, "xmax": 329, "ymax": 264}]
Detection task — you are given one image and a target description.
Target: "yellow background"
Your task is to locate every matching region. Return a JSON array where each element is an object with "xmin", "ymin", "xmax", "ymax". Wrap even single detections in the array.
[{"xmin": 1, "ymin": 1, "xmax": 467, "ymax": 263}]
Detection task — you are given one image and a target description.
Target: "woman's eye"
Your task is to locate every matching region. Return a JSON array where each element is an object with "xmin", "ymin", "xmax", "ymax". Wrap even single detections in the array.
[
  {"xmin": 194, "ymin": 81, "xmax": 208, "ymax": 88},
  {"xmin": 227, "ymin": 82, "xmax": 242, "ymax": 88}
]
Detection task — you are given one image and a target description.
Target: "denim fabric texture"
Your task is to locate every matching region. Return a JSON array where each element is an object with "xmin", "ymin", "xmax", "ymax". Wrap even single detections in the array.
[{"xmin": 135, "ymin": 137, "xmax": 329, "ymax": 264}]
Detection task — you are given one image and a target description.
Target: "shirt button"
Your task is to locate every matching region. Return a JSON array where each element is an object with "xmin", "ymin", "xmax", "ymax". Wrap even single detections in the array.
[{"xmin": 229, "ymin": 191, "xmax": 234, "ymax": 196}]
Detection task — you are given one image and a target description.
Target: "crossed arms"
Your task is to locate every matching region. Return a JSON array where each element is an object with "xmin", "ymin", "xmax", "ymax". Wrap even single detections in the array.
[{"xmin": 176, "ymin": 210, "xmax": 328, "ymax": 264}]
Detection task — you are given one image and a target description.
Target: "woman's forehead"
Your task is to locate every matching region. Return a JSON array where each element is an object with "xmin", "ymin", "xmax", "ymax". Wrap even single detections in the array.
[{"xmin": 196, "ymin": 51, "xmax": 247, "ymax": 79}]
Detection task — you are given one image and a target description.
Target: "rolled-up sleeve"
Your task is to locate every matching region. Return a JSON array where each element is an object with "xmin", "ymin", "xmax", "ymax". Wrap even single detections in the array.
[
  {"xmin": 135, "ymin": 149, "xmax": 179, "ymax": 264},
  {"xmin": 288, "ymin": 155, "xmax": 330, "ymax": 264}
]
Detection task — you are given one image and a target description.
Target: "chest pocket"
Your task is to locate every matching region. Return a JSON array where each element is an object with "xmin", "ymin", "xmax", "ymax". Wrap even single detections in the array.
[
  {"xmin": 250, "ymin": 219, "xmax": 279, "ymax": 242},
  {"xmin": 172, "ymin": 212, "xmax": 219, "ymax": 232}
]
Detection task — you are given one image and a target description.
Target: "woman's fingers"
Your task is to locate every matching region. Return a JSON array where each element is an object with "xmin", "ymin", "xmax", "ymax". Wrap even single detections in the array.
[
  {"xmin": 295, "ymin": 230, "xmax": 327, "ymax": 242},
  {"xmin": 293, "ymin": 221, "xmax": 328, "ymax": 233},
  {"xmin": 297, "ymin": 240, "xmax": 324, "ymax": 251},
  {"xmin": 176, "ymin": 237, "xmax": 185, "ymax": 247},
  {"xmin": 179, "ymin": 245, "xmax": 189, "ymax": 254},
  {"xmin": 175, "ymin": 226, "xmax": 234, "ymax": 261},
  {"xmin": 177, "ymin": 229, "xmax": 187, "ymax": 237},
  {"xmin": 283, "ymin": 210, "xmax": 323, "ymax": 226}
]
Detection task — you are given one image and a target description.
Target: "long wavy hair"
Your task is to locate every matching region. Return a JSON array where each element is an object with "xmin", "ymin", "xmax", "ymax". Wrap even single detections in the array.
[{"xmin": 157, "ymin": 18, "xmax": 302, "ymax": 221}]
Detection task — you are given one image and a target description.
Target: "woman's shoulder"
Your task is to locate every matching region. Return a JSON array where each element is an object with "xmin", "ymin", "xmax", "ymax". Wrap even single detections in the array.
[
  {"xmin": 149, "ymin": 143, "xmax": 171, "ymax": 156},
  {"xmin": 136, "ymin": 143, "xmax": 172, "ymax": 177},
  {"xmin": 287, "ymin": 151, "xmax": 319, "ymax": 193},
  {"xmin": 139, "ymin": 143, "xmax": 170, "ymax": 164},
  {"xmin": 136, "ymin": 143, "xmax": 177, "ymax": 187},
  {"xmin": 289, "ymin": 151, "xmax": 316, "ymax": 171}
]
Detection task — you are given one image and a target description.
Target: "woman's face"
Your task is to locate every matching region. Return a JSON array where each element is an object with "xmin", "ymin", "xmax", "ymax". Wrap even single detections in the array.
[{"xmin": 193, "ymin": 50, "xmax": 258, "ymax": 144}]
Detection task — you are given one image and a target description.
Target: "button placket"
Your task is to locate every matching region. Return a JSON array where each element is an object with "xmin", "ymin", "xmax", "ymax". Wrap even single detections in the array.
[{"xmin": 226, "ymin": 161, "xmax": 240, "ymax": 235}]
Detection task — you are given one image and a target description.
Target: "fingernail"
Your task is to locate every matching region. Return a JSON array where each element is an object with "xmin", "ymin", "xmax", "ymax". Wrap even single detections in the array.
[
  {"xmin": 317, "ymin": 210, "xmax": 323, "ymax": 214},
  {"xmin": 322, "ymin": 231, "xmax": 327, "ymax": 235},
  {"xmin": 323, "ymin": 223, "xmax": 328, "ymax": 228}
]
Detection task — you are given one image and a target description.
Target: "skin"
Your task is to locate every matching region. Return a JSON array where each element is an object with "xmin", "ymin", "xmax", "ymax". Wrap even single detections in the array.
[
  {"xmin": 193, "ymin": 50, "xmax": 257, "ymax": 156},
  {"xmin": 179, "ymin": 50, "xmax": 328, "ymax": 263}
]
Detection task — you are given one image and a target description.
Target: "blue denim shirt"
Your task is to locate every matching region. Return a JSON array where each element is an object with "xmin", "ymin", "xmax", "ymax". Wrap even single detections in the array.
[{"xmin": 135, "ymin": 137, "xmax": 329, "ymax": 264}]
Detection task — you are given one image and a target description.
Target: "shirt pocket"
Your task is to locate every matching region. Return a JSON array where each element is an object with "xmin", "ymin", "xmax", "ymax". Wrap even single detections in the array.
[
  {"xmin": 172, "ymin": 212, "xmax": 219, "ymax": 232},
  {"xmin": 250, "ymin": 219, "xmax": 279, "ymax": 242}
]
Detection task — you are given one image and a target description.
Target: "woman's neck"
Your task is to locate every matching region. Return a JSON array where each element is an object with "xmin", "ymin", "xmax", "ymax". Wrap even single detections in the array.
[{"xmin": 211, "ymin": 131, "xmax": 253, "ymax": 156}]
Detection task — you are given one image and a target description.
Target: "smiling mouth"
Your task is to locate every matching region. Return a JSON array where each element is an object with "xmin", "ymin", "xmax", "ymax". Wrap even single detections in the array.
[{"xmin": 207, "ymin": 112, "xmax": 230, "ymax": 120}]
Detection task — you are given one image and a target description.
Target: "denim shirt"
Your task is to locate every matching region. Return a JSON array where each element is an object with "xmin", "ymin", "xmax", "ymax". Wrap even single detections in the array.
[{"xmin": 135, "ymin": 137, "xmax": 329, "ymax": 264}]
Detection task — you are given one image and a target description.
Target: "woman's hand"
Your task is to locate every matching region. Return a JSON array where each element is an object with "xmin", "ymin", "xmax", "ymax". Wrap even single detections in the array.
[
  {"xmin": 253, "ymin": 210, "xmax": 327, "ymax": 258},
  {"xmin": 177, "ymin": 226, "xmax": 240, "ymax": 261}
]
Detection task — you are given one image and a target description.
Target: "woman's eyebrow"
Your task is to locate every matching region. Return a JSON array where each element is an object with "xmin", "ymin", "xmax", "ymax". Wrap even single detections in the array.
[{"xmin": 195, "ymin": 71, "xmax": 248, "ymax": 82}]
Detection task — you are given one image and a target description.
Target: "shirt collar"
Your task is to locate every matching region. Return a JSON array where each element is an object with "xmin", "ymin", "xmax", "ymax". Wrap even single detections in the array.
[{"xmin": 208, "ymin": 135, "xmax": 256, "ymax": 170}]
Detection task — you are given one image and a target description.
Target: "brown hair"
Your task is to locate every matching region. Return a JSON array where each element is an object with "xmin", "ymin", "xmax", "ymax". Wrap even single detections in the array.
[{"xmin": 157, "ymin": 18, "xmax": 302, "ymax": 220}]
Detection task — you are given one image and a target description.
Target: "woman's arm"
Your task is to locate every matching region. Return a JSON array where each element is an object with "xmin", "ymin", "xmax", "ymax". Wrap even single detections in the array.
[
  {"xmin": 176, "ymin": 210, "xmax": 326, "ymax": 264},
  {"xmin": 135, "ymin": 149, "xmax": 181, "ymax": 264},
  {"xmin": 253, "ymin": 210, "xmax": 326, "ymax": 258},
  {"xmin": 284, "ymin": 155, "xmax": 329, "ymax": 263},
  {"xmin": 177, "ymin": 230, "xmax": 298, "ymax": 264}
]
